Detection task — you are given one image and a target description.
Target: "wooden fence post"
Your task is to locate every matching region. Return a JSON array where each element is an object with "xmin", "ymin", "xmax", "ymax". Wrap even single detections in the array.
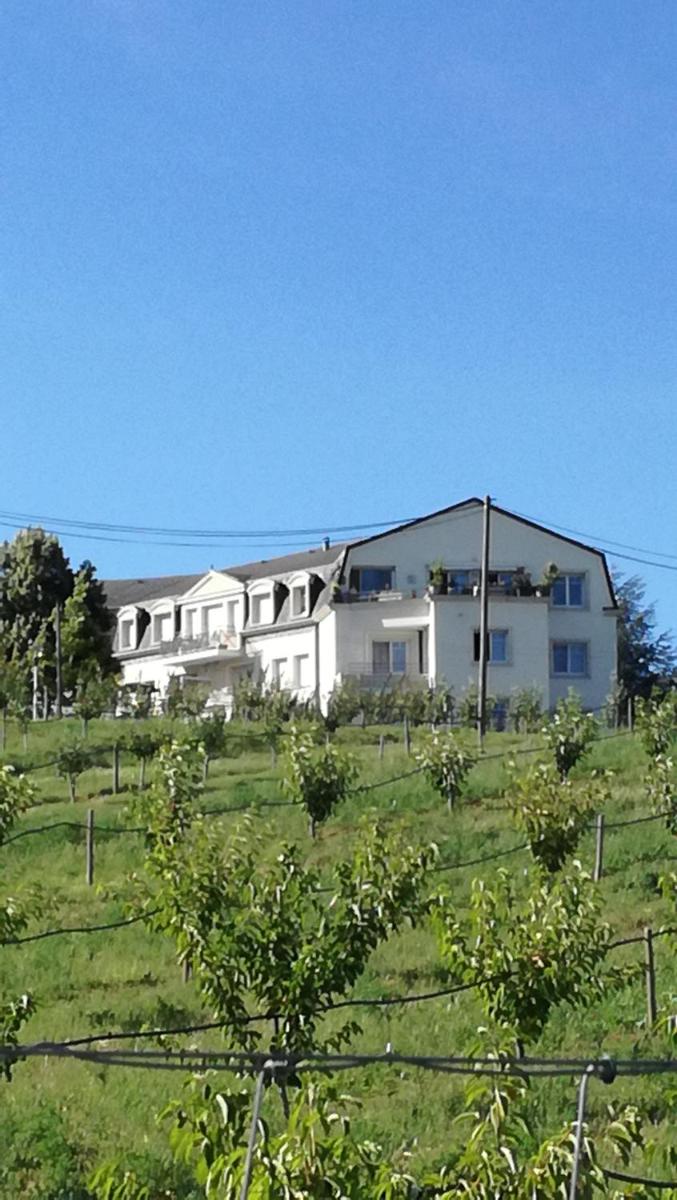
[
  {"xmin": 378, "ymin": 734, "xmax": 385, "ymax": 761},
  {"xmin": 403, "ymin": 715, "xmax": 411, "ymax": 756},
  {"xmin": 86, "ymin": 809, "xmax": 94, "ymax": 886},
  {"xmin": 112, "ymin": 743, "xmax": 120, "ymax": 795},
  {"xmin": 593, "ymin": 813, "xmax": 605, "ymax": 883},
  {"xmin": 182, "ymin": 958, "xmax": 192, "ymax": 984},
  {"xmin": 644, "ymin": 926, "xmax": 657, "ymax": 1027}
]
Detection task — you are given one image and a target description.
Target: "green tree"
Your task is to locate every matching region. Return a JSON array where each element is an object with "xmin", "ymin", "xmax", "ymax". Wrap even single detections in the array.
[
  {"xmin": 506, "ymin": 760, "xmax": 607, "ymax": 874},
  {"xmin": 0, "ymin": 765, "xmax": 38, "ymax": 1080},
  {"xmin": 433, "ymin": 863, "xmax": 631, "ymax": 1043},
  {"xmin": 73, "ymin": 672, "xmax": 118, "ymax": 737},
  {"xmin": 283, "ymin": 723, "xmax": 357, "ymax": 836},
  {"xmin": 0, "ymin": 528, "xmax": 72, "ymax": 673},
  {"xmin": 60, "ymin": 562, "xmax": 116, "ymax": 691},
  {"xmin": 615, "ymin": 572, "xmax": 676, "ymax": 700},
  {"xmin": 415, "ymin": 730, "xmax": 475, "ymax": 811},
  {"xmin": 542, "ymin": 691, "xmax": 597, "ymax": 778}
]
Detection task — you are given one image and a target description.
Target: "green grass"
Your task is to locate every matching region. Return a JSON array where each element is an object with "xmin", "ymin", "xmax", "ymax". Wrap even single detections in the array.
[{"xmin": 1, "ymin": 717, "xmax": 677, "ymax": 1195}]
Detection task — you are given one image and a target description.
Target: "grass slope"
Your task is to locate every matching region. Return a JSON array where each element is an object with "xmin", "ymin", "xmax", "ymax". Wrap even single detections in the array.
[{"xmin": 1, "ymin": 718, "xmax": 676, "ymax": 1195}]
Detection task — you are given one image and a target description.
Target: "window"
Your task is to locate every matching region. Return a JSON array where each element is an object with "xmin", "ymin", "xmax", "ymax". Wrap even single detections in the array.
[
  {"xmin": 473, "ymin": 629, "xmax": 509, "ymax": 663},
  {"xmin": 153, "ymin": 613, "xmax": 172, "ymax": 643},
  {"xmin": 447, "ymin": 569, "xmax": 476, "ymax": 594},
  {"xmin": 226, "ymin": 600, "xmax": 237, "ymax": 632},
  {"xmin": 291, "ymin": 585, "xmax": 307, "ymax": 617},
  {"xmin": 251, "ymin": 594, "xmax": 270, "ymax": 625},
  {"xmin": 551, "ymin": 574, "xmax": 585, "ymax": 608},
  {"xmin": 351, "ymin": 567, "xmax": 395, "ymax": 595},
  {"xmin": 372, "ymin": 640, "xmax": 407, "ymax": 675},
  {"xmin": 552, "ymin": 641, "xmax": 588, "ymax": 676},
  {"xmin": 271, "ymin": 658, "xmax": 287, "ymax": 686},
  {"xmin": 184, "ymin": 609, "xmax": 197, "ymax": 638},
  {"xmin": 120, "ymin": 619, "xmax": 134, "ymax": 650},
  {"xmin": 202, "ymin": 604, "xmax": 223, "ymax": 636},
  {"xmin": 293, "ymin": 654, "xmax": 310, "ymax": 687}
]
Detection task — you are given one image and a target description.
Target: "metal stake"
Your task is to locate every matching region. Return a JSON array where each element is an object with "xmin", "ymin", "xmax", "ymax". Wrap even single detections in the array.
[{"xmin": 239, "ymin": 1067, "xmax": 268, "ymax": 1200}]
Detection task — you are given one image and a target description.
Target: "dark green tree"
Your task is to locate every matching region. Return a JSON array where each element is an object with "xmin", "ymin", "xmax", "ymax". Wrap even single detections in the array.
[
  {"xmin": 614, "ymin": 572, "xmax": 676, "ymax": 699},
  {"xmin": 60, "ymin": 561, "xmax": 115, "ymax": 691},
  {"xmin": 0, "ymin": 529, "xmax": 72, "ymax": 682}
]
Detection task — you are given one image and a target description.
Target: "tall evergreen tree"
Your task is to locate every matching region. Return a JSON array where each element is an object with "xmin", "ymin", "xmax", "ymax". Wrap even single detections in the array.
[
  {"xmin": 614, "ymin": 572, "xmax": 676, "ymax": 699},
  {"xmin": 60, "ymin": 561, "xmax": 115, "ymax": 691}
]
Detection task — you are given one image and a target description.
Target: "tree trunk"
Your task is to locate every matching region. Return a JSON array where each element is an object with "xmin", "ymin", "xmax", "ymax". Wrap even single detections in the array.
[
  {"xmin": 308, "ymin": 815, "xmax": 316, "ymax": 839},
  {"xmin": 270, "ymin": 744, "xmax": 277, "ymax": 768},
  {"xmin": 139, "ymin": 758, "xmax": 146, "ymax": 790},
  {"xmin": 68, "ymin": 775, "xmax": 76, "ymax": 803},
  {"xmin": 0, "ymin": 708, "xmax": 5, "ymax": 752},
  {"xmin": 82, "ymin": 717, "xmax": 88, "ymax": 738},
  {"xmin": 203, "ymin": 756, "xmax": 210, "ymax": 782},
  {"xmin": 22, "ymin": 726, "xmax": 28, "ymax": 752}
]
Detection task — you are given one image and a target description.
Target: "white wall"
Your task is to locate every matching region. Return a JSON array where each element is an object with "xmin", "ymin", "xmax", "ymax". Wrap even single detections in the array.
[
  {"xmin": 246, "ymin": 626, "xmax": 317, "ymax": 702},
  {"xmin": 343, "ymin": 506, "xmax": 617, "ymax": 711},
  {"xmin": 432, "ymin": 595, "xmax": 550, "ymax": 704}
]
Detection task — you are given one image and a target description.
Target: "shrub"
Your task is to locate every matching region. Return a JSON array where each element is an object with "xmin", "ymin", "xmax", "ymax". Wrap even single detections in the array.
[
  {"xmin": 55, "ymin": 739, "xmax": 100, "ymax": 802},
  {"xmin": 283, "ymin": 724, "xmax": 358, "ymax": 836},
  {"xmin": 433, "ymin": 861, "xmax": 631, "ymax": 1042},
  {"xmin": 509, "ymin": 686, "xmax": 543, "ymax": 733},
  {"xmin": 636, "ymin": 689, "xmax": 677, "ymax": 758},
  {"xmin": 506, "ymin": 759, "xmax": 606, "ymax": 874},
  {"xmin": 542, "ymin": 691, "xmax": 597, "ymax": 777},
  {"xmin": 415, "ymin": 731, "xmax": 475, "ymax": 811}
]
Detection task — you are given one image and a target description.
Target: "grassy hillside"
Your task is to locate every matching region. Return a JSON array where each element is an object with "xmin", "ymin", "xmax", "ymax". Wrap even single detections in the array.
[{"xmin": 1, "ymin": 717, "xmax": 676, "ymax": 1196}]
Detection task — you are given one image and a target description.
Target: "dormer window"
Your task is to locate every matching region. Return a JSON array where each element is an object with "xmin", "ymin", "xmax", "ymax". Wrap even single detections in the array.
[
  {"xmin": 120, "ymin": 618, "xmax": 134, "ymax": 650},
  {"xmin": 291, "ymin": 584, "xmax": 307, "ymax": 617},
  {"xmin": 153, "ymin": 612, "xmax": 172, "ymax": 643},
  {"xmin": 250, "ymin": 592, "xmax": 272, "ymax": 626}
]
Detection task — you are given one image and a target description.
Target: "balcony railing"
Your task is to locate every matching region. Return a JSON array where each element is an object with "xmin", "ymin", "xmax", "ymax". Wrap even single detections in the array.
[
  {"xmin": 342, "ymin": 665, "xmax": 429, "ymax": 690},
  {"xmin": 159, "ymin": 629, "xmax": 242, "ymax": 655}
]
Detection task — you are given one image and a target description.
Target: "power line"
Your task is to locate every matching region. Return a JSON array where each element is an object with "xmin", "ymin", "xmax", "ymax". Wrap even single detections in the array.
[
  {"xmin": 512, "ymin": 508, "xmax": 677, "ymax": 563},
  {"xmin": 0, "ymin": 508, "xmax": 413, "ymax": 540}
]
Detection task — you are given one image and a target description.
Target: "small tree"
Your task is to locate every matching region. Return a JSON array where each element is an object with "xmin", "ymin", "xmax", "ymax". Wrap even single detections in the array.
[
  {"xmin": 542, "ymin": 691, "xmax": 597, "ymax": 778},
  {"xmin": 55, "ymin": 740, "xmax": 95, "ymax": 802},
  {"xmin": 506, "ymin": 759, "xmax": 607, "ymax": 874},
  {"xmin": 125, "ymin": 729, "xmax": 165, "ymax": 791},
  {"xmin": 73, "ymin": 673, "xmax": 118, "ymax": 737},
  {"xmin": 433, "ymin": 862, "xmax": 631, "ymax": 1043},
  {"xmin": 635, "ymin": 689, "xmax": 677, "ymax": 758},
  {"xmin": 283, "ymin": 724, "xmax": 357, "ymax": 837},
  {"xmin": 324, "ymin": 678, "xmax": 364, "ymax": 731},
  {"xmin": 508, "ymin": 686, "xmax": 542, "ymax": 733},
  {"xmin": 165, "ymin": 677, "xmax": 209, "ymax": 721},
  {"xmin": 188, "ymin": 715, "xmax": 233, "ymax": 780},
  {"xmin": 415, "ymin": 730, "xmax": 475, "ymax": 811}
]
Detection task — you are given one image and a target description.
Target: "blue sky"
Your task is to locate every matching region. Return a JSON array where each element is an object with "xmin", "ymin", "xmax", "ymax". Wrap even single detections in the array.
[{"xmin": 2, "ymin": 1, "xmax": 675, "ymax": 631}]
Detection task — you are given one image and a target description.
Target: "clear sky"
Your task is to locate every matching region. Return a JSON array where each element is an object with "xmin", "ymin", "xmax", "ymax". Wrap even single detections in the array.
[{"xmin": 2, "ymin": 1, "xmax": 676, "ymax": 631}]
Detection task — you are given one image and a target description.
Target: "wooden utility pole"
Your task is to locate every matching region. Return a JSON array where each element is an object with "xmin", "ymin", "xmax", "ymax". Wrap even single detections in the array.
[
  {"xmin": 55, "ymin": 603, "xmax": 63, "ymax": 719},
  {"xmin": 477, "ymin": 494, "xmax": 491, "ymax": 747}
]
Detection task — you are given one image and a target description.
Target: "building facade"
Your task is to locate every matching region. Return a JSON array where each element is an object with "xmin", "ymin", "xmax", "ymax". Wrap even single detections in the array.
[{"xmin": 106, "ymin": 499, "xmax": 619, "ymax": 715}]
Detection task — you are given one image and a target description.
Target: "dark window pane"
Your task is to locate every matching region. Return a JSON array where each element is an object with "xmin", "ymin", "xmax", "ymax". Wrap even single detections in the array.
[
  {"xmin": 551, "ymin": 577, "xmax": 567, "ymax": 606},
  {"xmin": 568, "ymin": 576, "xmax": 584, "ymax": 606},
  {"xmin": 552, "ymin": 643, "xmax": 568, "ymax": 673},
  {"xmin": 359, "ymin": 568, "xmax": 394, "ymax": 593}
]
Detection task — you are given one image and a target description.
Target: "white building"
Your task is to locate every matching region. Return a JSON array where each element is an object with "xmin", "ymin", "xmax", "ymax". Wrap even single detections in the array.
[{"xmin": 105, "ymin": 499, "xmax": 619, "ymax": 715}]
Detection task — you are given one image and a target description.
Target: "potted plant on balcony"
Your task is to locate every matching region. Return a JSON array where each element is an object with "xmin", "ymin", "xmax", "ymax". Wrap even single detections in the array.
[
  {"xmin": 512, "ymin": 566, "xmax": 533, "ymax": 597},
  {"xmin": 330, "ymin": 580, "xmax": 343, "ymax": 604},
  {"xmin": 536, "ymin": 561, "xmax": 559, "ymax": 598},
  {"xmin": 428, "ymin": 559, "xmax": 446, "ymax": 596}
]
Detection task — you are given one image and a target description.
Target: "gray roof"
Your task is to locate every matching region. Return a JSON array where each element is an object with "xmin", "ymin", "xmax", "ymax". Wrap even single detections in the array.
[
  {"xmin": 221, "ymin": 543, "xmax": 347, "ymax": 582},
  {"xmin": 104, "ymin": 544, "xmax": 347, "ymax": 611},
  {"xmin": 103, "ymin": 574, "xmax": 204, "ymax": 610}
]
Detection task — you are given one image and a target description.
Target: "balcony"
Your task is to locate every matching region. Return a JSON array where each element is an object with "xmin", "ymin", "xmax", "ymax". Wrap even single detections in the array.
[
  {"xmin": 341, "ymin": 664, "xmax": 429, "ymax": 691},
  {"xmin": 160, "ymin": 628, "xmax": 249, "ymax": 666}
]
